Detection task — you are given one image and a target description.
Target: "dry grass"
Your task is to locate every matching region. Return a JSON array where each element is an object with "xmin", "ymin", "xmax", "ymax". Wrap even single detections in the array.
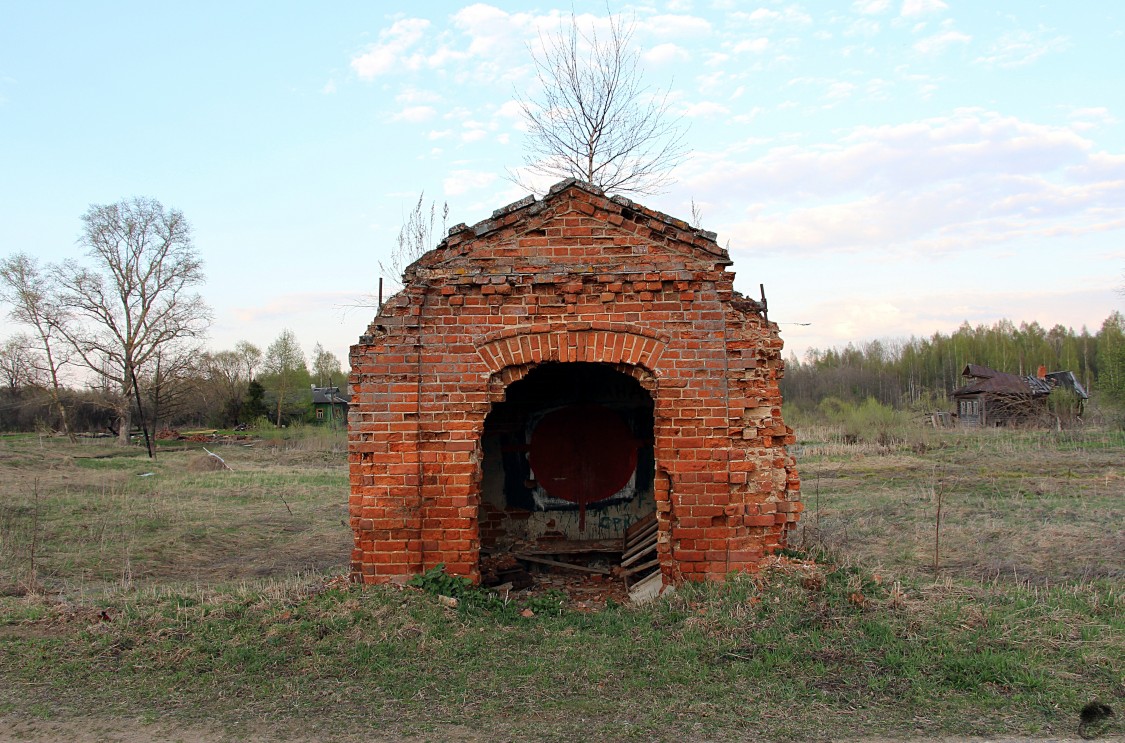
[
  {"xmin": 0, "ymin": 433, "xmax": 350, "ymax": 597},
  {"xmin": 794, "ymin": 425, "xmax": 1124, "ymax": 585},
  {"xmin": 0, "ymin": 426, "xmax": 1122, "ymax": 741}
]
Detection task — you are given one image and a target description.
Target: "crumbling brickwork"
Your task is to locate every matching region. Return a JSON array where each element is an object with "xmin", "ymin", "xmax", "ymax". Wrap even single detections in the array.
[{"xmin": 349, "ymin": 180, "xmax": 800, "ymax": 585}]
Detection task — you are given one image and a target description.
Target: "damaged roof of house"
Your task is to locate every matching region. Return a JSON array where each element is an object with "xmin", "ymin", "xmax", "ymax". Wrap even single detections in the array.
[
  {"xmin": 953, "ymin": 364, "xmax": 1087, "ymax": 399},
  {"xmin": 312, "ymin": 386, "xmax": 350, "ymax": 405}
]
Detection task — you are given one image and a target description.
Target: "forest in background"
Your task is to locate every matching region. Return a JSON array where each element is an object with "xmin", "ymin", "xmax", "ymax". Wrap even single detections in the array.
[
  {"xmin": 4, "ymin": 313, "xmax": 1125, "ymax": 435},
  {"xmin": 782, "ymin": 311, "xmax": 1125, "ymax": 419},
  {"xmin": 0, "ymin": 330, "xmax": 344, "ymax": 435}
]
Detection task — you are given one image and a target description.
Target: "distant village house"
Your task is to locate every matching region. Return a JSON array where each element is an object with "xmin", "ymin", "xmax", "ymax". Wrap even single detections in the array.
[
  {"xmin": 952, "ymin": 364, "xmax": 1088, "ymax": 427},
  {"xmin": 311, "ymin": 385, "xmax": 349, "ymax": 423}
]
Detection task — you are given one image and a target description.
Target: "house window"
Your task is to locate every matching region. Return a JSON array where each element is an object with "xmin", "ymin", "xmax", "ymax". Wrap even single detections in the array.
[
  {"xmin": 316, "ymin": 408, "xmax": 324, "ymax": 420},
  {"xmin": 334, "ymin": 407, "xmax": 342, "ymax": 418}
]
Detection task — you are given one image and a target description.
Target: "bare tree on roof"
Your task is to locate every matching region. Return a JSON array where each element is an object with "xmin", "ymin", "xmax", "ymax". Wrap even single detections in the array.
[
  {"xmin": 514, "ymin": 10, "xmax": 686, "ymax": 196},
  {"xmin": 55, "ymin": 197, "xmax": 211, "ymax": 456}
]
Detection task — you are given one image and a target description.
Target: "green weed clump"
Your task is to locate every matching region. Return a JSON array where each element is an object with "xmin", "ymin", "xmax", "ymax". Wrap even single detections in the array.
[{"xmin": 789, "ymin": 396, "xmax": 920, "ymax": 449}]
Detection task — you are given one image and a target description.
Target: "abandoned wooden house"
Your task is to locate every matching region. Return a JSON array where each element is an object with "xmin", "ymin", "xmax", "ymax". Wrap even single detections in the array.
[
  {"xmin": 312, "ymin": 385, "xmax": 350, "ymax": 423},
  {"xmin": 952, "ymin": 363, "xmax": 1088, "ymax": 426},
  {"xmin": 348, "ymin": 180, "xmax": 801, "ymax": 591}
]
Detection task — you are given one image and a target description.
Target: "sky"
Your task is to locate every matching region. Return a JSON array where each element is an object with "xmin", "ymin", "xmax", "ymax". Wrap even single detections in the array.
[{"xmin": 1, "ymin": 1, "xmax": 1123, "ymax": 374}]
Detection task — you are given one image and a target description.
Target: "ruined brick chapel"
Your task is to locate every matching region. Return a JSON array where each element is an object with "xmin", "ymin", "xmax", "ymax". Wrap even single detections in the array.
[{"xmin": 349, "ymin": 179, "xmax": 801, "ymax": 590}]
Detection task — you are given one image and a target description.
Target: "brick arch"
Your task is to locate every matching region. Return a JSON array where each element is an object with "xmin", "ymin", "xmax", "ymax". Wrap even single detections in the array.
[
  {"xmin": 476, "ymin": 323, "xmax": 668, "ymax": 378},
  {"xmin": 487, "ymin": 361, "xmax": 658, "ymax": 402}
]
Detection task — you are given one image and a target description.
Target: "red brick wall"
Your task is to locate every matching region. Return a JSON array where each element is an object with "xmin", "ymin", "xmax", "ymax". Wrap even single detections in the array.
[{"xmin": 349, "ymin": 180, "xmax": 800, "ymax": 584}]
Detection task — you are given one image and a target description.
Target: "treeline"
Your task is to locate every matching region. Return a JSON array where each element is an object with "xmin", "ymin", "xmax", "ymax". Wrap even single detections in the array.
[
  {"xmin": 0, "ymin": 197, "xmax": 353, "ymax": 442},
  {"xmin": 0, "ymin": 330, "xmax": 345, "ymax": 434},
  {"xmin": 782, "ymin": 312, "xmax": 1125, "ymax": 412}
]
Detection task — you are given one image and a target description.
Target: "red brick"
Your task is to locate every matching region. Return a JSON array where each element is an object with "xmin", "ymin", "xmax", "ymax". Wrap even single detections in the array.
[{"xmin": 348, "ymin": 180, "xmax": 799, "ymax": 586}]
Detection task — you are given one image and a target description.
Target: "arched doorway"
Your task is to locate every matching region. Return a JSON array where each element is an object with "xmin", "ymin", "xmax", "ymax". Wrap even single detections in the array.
[{"xmin": 479, "ymin": 362, "xmax": 656, "ymax": 551}]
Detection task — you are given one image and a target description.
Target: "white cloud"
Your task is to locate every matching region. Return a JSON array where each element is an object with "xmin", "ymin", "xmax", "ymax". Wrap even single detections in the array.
[
  {"xmin": 351, "ymin": 18, "xmax": 431, "ymax": 79},
  {"xmin": 1067, "ymin": 107, "xmax": 1117, "ymax": 129},
  {"xmin": 644, "ymin": 43, "xmax": 691, "ymax": 64},
  {"xmin": 845, "ymin": 18, "xmax": 881, "ymax": 37},
  {"xmin": 696, "ymin": 69, "xmax": 734, "ymax": 95},
  {"xmin": 392, "ymin": 106, "xmax": 436, "ymax": 123},
  {"xmin": 974, "ymin": 28, "xmax": 1069, "ymax": 68},
  {"xmin": 743, "ymin": 8, "xmax": 781, "ymax": 22},
  {"xmin": 1065, "ymin": 152, "xmax": 1125, "ymax": 183},
  {"xmin": 676, "ymin": 110, "xmax": 1123, "ymax": 257},
  {"xmin": 734, "ymin": 7, "xmax": 812, "ymax": 25},
  {"xmin": 443, "ymin": 170, "xmax": 498, "ymax": 196},
  {"xmin": 321, "ymin": 79, "xmax": 337, "ymax": 95},
  {"xmin": 451, "ymin": 4, "xmax": 530, "ymax": 56},
  {"xmin": 494, "ymin": 100, "xmax": 524, "ymax": 119},
  {"xmin": 900, "ymin": 0, "xmax": 947, "ymax": 17},
  {"xmin": 792, "ymin": 285, "xmax": 1115, "ymax": 356},
  {"xmin": 732, "ymin": 106, "xmax": 764, "ymax": 124},
  {"xmin": 733, "ymin": 37, "xmax": 770, "ymax": 54},
  {"xmin": 824, "ymin": 81, "xmax": 857, "ymax": 101},
  {"xmin": 913, "ymin": 29, "xmax": 971, "ymax": 55},
  {"xmin": 852, "ymin": 0, "xmax": 891, "ymax": 14},
  {"xmin": 396, "ymin": 87, "xmax": 441, "ymax": 104},
  {"xmin": 641, "ymin": 14, "xmax": 713, "ymax": 37},
  {"xmin": 680, "ymin": 100, "xmax": 731, "ymax": 117},
  {"xmin": 865, "ymin": 78, "xmax": 892, "ymax": 100}
]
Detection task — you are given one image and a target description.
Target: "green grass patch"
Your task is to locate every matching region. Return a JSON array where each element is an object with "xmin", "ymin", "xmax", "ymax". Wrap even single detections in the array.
[{"xmin": 0, "ymin": 426, "xmax": 1121, "ymax": 740}]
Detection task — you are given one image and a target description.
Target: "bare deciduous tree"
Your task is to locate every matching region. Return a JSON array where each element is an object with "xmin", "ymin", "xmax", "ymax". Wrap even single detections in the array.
[
  {"xmin": 0, "ymin": 253, "xmax": 76, "ymax": 439},
  {"xmin": 55, "ymin": 198, "xmax": 211, "ymax": 456},
  {"xmin": 140, "ymin": 342, "xmax": 201, "ymax": 433},
  {"xmin": 0, "ymin": 335, "xmax": 42, "ymax": 391},
  {"xmin": 514, "ymin": 11, "xmax": 686, "ymax": 196},
  {"xmin": 234, "ymin": 340, "xmax": 262, "ymax": 382}
]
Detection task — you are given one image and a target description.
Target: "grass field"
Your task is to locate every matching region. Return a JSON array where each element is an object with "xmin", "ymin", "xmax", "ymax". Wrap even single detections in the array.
[{"xmin": 0, "ymin": 425, "xmax": 1121, "ymax": 741}]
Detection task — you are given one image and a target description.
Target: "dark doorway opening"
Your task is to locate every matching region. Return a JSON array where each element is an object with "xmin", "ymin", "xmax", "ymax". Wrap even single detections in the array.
[{"xmin": 480, "ymin": 362, "xmax": 655, "ymax": 550}]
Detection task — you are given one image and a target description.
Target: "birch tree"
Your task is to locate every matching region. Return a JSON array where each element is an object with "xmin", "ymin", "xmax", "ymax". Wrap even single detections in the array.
[
  {"xmin": 262, "ymin": 329, "xmax": 309, "ymax": 427},
  {"xmin": 311, "ymin": 343, "xmax": 343, "ymax": 387}
]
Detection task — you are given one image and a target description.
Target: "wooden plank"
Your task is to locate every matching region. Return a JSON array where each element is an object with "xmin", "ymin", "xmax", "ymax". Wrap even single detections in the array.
[
  {"xmin": 624, "ymin": 558, "xmax": 661, "ymax": 576},
  {"xmin": 527, "ymin": 539, "xmax": 623, "ymax": 554},
  {"xmin": 621, "ymin": 541, "xmax": 656, "ymax": 568},
  {"xmin": 625, "ymin": 531, "xmax": 657, "ymax": 560},
  {"xmin": 624, "ymin": 512, "xmax": 657, "ymax": 540},
  {"xmin": 512, "ymin": 553, "xmax": 612, "ymax": 575},
  {"xmin": 625, "ymin": 522, "xmax": 657, "ymax": 551},
  {"xmin": 625, "ymin": 518, "xmax": 658, "ymax": 542}
]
